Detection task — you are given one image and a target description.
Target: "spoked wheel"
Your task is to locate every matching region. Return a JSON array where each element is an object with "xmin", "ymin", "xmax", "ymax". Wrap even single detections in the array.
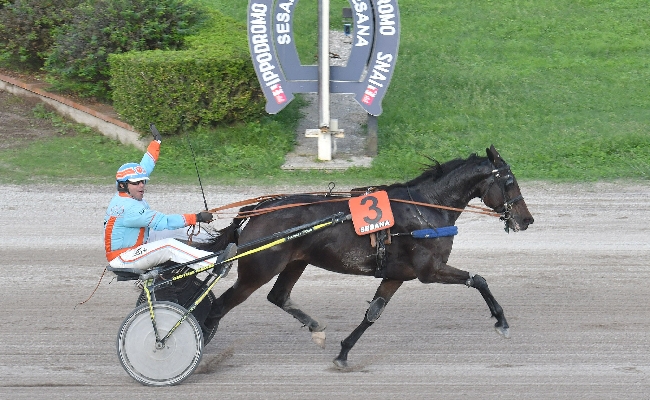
[
  {"xmin": 117, "ymin": 301, "xmax": 203, "ymax": 386},
  {"xmin": 136, "ymin": 276, "xmax": 218, "ymax": 345}
]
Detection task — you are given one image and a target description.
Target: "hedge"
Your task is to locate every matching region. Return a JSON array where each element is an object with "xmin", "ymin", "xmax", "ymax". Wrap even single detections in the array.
[
  {"xmin": 109, "ymin": 11, "xmax": 264, "ymax": 134},
  {"xmin": 0, "ymin": 0, "xmax": 81, "ymax": 69},
  {"xmin": 45, "ymin": 0, "xmax": 203, "ymax": 100}
]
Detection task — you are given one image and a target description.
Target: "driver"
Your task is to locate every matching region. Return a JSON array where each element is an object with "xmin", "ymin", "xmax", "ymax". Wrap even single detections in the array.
[{"xmin": 104, "ymin": 125, "xmax": 236, "ymax": 272}]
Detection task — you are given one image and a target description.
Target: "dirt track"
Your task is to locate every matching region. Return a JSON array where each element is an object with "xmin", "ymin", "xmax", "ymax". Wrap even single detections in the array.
[{"xmin": 1, "ymin": 181, "xmax": 649, "ymax": 399}]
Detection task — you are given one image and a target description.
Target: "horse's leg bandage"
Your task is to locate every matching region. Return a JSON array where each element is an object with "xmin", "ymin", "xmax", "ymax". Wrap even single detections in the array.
[{"xmin": 365, "ymin": 297, "xmax": 387, "ymax": 323}]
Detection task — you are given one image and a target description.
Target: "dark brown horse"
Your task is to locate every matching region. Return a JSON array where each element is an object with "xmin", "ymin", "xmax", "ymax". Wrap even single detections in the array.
[{"xmin": 201, "ymin": 146, "xmax": 533, "ymax": 368}]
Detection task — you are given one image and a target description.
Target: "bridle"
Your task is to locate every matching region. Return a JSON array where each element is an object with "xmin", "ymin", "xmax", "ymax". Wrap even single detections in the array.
[{"xmin": 481, "ymin": 164, "xmax": 525, "ymax": 232}]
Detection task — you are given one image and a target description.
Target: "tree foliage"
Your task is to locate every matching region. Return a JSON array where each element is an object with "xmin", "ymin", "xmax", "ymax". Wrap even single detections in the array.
[
  {"xmin": 0, "ymin": 0, "xmax": 80, "ymax": 69},
  {"xmin": 45, "ymin": 0, "xmax": 205, "ymax": 99}
]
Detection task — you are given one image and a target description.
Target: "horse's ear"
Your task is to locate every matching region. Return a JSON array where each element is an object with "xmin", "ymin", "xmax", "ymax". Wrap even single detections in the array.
[{"xmin": 486, "ymin": 145, "xmax": 503, "ymax": 165}]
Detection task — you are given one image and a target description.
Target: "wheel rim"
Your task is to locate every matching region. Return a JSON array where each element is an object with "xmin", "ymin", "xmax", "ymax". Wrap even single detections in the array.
[
  {"xmin": 136, "ymin": 278, "xmax": 218, "ymax": 345},
  {"xmin": 117, "ymin": 302, "xmax": 203, "ymax": 386}
]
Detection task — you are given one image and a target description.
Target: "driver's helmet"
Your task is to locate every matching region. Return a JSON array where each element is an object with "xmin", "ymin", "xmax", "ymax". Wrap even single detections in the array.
[{"xmin": 116, "ymin": 163, "xmax": 149, "ymax": 183}]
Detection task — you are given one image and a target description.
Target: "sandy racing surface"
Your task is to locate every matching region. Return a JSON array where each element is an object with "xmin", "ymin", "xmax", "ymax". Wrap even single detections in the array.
[{"xmin": 1, "ymin": 181, "xmax": 649, "ymax": 398}]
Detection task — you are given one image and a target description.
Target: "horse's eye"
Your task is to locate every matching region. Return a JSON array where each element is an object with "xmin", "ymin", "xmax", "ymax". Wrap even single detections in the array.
[{"xmin": 504, "ymin": 177, "xmax": 515, "ymax": 189}]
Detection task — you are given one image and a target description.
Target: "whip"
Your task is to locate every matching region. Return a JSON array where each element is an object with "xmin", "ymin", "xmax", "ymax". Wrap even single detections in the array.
[{"xmin": 186, "ymin": 135, "xmax": 209, "ymax": 211}]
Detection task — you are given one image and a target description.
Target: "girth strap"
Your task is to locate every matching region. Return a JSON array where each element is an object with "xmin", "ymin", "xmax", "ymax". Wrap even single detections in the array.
[
  {"xmin": 369, "ymin": 228, "xmax": 392, "ymax": 247},
  {"xmin": 374, "ymin": 229, "xmax": 389, "ymax": 279}
]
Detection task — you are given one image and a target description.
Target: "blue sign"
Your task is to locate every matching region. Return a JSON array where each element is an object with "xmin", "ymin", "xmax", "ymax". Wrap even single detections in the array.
[{"xmin": 248, "ymin": 0, "xmax": 294, "ymax": 114}]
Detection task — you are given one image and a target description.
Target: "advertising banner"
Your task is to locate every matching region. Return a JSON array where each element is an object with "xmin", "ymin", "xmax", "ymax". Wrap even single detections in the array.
[{"xmin": 248, "ymin": 0, "xmax": 399, "ymax": 115}]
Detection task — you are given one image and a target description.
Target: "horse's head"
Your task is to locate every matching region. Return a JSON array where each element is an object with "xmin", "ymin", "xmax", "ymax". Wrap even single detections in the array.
[{"xmin": 480, "ymin": 145, "xmax": 534, "ymax": 232}]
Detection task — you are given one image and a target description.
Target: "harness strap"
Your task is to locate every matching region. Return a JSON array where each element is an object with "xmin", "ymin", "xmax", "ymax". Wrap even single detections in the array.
[
  {"xmin": 391, "ymin": 198, "xmax": 501, "ymax": 217},
  {"xmin": 207, "ymin": 191, "xmax": 366, "ymax": 214},
  {"xmin": 235, "ymin": 198, "xmax": 350, "ymax": 218},
  {"xmin": 205, "ymin": 187, "xmax": 503, "ymax": 219},
  {"xmin": 369, "ymin": 228, "xmax": 392, "ymax": 248},
  {"xmin": 210, "ymin": 196, "xmax": 501, "ymax": 219},
  {"xmin": 374, "ymin": 229, "xmax": 389, "ymax": 279},
  {"xmin": 506, "ymin": 194, "xmax": 524, "ymax": 206},
  {"xmin": 207, "ymin": 194, "xmax": 285, "ymax": 213}
]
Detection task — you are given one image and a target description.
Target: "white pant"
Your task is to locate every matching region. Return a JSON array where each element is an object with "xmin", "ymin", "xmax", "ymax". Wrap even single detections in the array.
[{"xmin": 108, "ymin": 238, "xmax": 216, "ymax": 271}]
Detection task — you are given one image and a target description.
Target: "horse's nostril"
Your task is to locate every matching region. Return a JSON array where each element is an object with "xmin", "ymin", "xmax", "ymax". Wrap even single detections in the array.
[{"xmin": 524, "ymin": 217, "xmax": 534, "ymax": 225}]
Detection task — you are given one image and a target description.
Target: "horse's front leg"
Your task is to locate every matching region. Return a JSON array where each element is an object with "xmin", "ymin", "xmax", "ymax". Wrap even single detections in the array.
[
  {"xmin": 417, "ymin": 260, "xmax": 510, "ymax": 338},
  {"xmin": 334, "ymin": 279, "xmax": 403, "ymax": 369},
  {"xmin": 467, "ymin": 274, "xmax": 510, "ymax": 338}
]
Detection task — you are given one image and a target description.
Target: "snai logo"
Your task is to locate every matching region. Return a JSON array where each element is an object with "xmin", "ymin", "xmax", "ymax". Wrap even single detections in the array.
[
  {"xmin": 270, "ymin": 83, "xmax": 287, "ymax": 104},
  {"xmin": 361, "ymin": 85, "xmax": 378, "ymax": 105}
]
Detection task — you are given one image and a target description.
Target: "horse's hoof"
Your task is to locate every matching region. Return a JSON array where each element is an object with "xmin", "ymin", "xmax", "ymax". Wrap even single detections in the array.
[
  {"xmin": 311, "ymin": 331, "xmax": 326, "ymax": 348},
  {"xmin": 333, "ymin": 358, "xmax": 348, "ymax": 369},
  {"xmin": 495, "ymin": 325, "xmax": 510, "ymax": 339}
]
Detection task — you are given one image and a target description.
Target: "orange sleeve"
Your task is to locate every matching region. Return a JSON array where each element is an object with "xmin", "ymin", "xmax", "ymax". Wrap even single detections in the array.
[
  {"xmin": 146, "ymin": 140, "xmax": 160, "ymax": 163},
  {"xmin": 184, "ymin": 213, "xmax": 197, "ymax": 226}
]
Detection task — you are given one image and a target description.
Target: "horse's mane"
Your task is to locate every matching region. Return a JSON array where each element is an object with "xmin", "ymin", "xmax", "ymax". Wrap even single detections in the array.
[{"xmin": 375, "ymin": 153, "xmax": 485, "ymax": 191}]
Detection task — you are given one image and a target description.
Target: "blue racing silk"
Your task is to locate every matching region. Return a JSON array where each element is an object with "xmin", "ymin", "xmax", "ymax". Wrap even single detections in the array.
[{"xmin": 103, "ymin": 141, "xmax": 197, "ymax": 261}]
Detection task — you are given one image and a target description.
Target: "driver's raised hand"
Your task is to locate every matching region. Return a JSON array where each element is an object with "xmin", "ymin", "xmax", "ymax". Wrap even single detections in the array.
[{"xmin": 150, "ymin": 123, "xmax": 162, "ymax": 143}]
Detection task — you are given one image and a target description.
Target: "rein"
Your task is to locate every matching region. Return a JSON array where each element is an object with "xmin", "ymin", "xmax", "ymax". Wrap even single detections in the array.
[
  {"xmin": 206, "ymin": 192, "xmax": 502, "ymax": 219},
  {"xmin": 206, "ymin": 192, "xmax": 360, "ymax": 214},
  {"xmin": 391, "ymin": 198, "xmax": 501, "ymax": 217}
]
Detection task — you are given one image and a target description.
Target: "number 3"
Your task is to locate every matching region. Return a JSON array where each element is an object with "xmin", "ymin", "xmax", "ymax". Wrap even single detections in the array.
[{"xmin": 361, "ymin": 196, "xmax": 383, "ymax": 224}]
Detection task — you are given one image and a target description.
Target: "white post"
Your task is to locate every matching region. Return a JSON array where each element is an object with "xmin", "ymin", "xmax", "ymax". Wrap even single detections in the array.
[
  {"xmin": 318, "ymin": 0, "xmax": 331, "ymax": 160},
  {"xmin": 305, "ymin": 0, "xmax": 343, "ymax": 160}
]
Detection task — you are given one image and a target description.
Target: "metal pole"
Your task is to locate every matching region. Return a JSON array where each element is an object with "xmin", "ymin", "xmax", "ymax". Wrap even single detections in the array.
[
  {"xmin": 366, "ymin": 114, "xmax": 378, "ymax": 156},
  {"xmin": 317, "ymin": 0, "xmax": 331, "ymax": 160}
]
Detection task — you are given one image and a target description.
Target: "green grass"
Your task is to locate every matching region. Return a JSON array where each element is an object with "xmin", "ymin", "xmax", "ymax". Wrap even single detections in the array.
[
  {"xmin": 373, "ymin": 0, "xmax": 650, "ymax": 180},
  {"xmin": 1, "ymin": 0, "xmax": 649, "ymax": 185},
  {"xmin": 0, "ymin": 99, "xmax": 309, "ymax": 185},
  {"xmin": 0, "ymin": 104, "xmax": 141, "ymax": 184}
]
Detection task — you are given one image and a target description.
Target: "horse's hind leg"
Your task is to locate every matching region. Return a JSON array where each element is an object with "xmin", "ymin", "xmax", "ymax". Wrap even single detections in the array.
[
  {"xmin": 203, "ymin": 273, "xmax": 271, "ymax": 334},
  {"xmin": 334, "ymin": 279, "xmax": 403, "ymax": 369},
  {"xmin": 466, "ymin": 274, "xmax": 510, "ymax": 338},
  {"xmin": 267, "ymin": 261, "xmax": 327, "ymax": 348}
]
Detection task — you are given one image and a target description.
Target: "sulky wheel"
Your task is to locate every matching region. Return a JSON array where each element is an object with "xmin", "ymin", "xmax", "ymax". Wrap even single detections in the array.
[
  {"xmin": 117, "ymin": 301, "xmax": 203, "ymax": 386},
  {"xmin": 136, "ymin": 276, "xmax": 218, "ymax": 345}
]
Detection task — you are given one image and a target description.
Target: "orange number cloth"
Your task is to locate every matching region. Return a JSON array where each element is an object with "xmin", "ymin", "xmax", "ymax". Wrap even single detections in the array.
[{"xmin": 348, "ymin": 190, "xmax": 395, "ymax": 236}]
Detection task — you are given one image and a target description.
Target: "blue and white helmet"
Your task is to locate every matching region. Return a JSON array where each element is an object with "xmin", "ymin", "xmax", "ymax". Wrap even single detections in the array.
[{"xmin": 116, "ymin": 162, "xmax": 149, "ymax": 183}]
